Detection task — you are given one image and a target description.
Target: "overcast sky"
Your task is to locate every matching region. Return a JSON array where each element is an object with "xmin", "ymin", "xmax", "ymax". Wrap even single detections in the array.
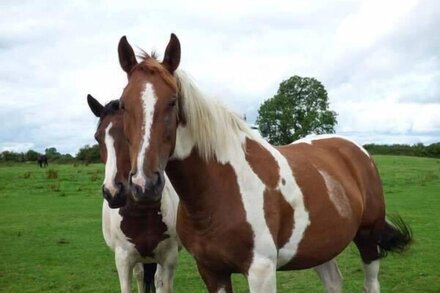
[{"xmin": 1, "ymin": 0, "xmax": 439, "ymax": 155}]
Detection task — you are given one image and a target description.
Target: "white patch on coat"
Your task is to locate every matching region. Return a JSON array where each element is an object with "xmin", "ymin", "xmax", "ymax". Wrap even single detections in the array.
[
  {"xmin": 101, "ymin": 182, "xmax": 181, "ymax": 293},
  {"xmin": 257, "ymin": 138, "xmax": 310, "ymax": 268},
  {"xmin": 319, "ymin": 170, "xmax": 352, "ymax": 218},
  {"xmin": 132, "ymin": 82, "xmax": 158, "ymax": 190},
  {"xmin": 170, "ymin": 124, "xmax": 194, "ymax": 161},
  {"xmin": 103, "ymin": 122, "xmax": 118, "ymax": 196},
  {"xmin": 290, "ymin": 134, "xmax": 370, "ymax": 157},
  {"xmin": 362, "ymin": 260, "xmax": 380, "ymax": 293},
  {"xmin": 228, "ymin": 133, "xmax": 278, "ymax": 264}
]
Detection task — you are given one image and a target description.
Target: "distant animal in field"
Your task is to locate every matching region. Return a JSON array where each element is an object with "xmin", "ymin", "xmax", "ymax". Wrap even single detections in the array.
[
  {"xmin": 88, "ymin": 94, "xmax": 180, "ymax": 293},
  {"xmin": 37, "ymin": 155, "xmax": 48, "ymax": 168},
  {"xmin": 117, "ymin": 34, "xmax": 412, "ymax": 293}
]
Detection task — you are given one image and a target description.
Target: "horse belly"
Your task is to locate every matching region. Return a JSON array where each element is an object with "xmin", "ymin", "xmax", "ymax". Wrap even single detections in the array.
[{"xmin": 277, "ymin": 191, "xmax": 361, "ymax": 270}]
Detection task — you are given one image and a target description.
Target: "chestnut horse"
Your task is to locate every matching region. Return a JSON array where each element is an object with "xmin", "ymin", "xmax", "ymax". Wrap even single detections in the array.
[
  {"xmin": 117, "ymin": 34, "xmax": 411, "ymax": 293},
  {"xmin": 87, "ymin": 95, "xmax": 180, "ymax": 293}
]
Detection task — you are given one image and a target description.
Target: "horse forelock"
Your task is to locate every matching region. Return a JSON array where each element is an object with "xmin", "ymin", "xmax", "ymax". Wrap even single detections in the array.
[
  {"xmin": 97, "ymin": 100, "xmax": 121, "ymax": 127},
  {"xmin": 174, "ymin": 70, "xmax": 259, "ymax": 163},
  {"xmin": 131, "ymin": 53, "xmax": 177, "ymax": 92}
]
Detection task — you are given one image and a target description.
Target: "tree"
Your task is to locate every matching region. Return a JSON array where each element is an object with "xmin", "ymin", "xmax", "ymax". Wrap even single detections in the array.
[
  {"xmin": 76, "ymin": 144, "xmax": 100, "ymax": 163},
  {"xmin": 45, "ymin": 147, "xmax": 61, "ymax": 160},
  {"xmin": 25, "ymin": 150, "xmax": 40, "ymax": 161},
  {"xmin": 256, "ymin": 75, "xmax": 337, "ymax": 145}
]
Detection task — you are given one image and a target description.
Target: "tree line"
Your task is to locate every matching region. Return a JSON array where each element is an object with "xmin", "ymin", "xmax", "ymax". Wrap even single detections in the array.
[
  {"xmin": 364, "ymin": 143, "xmax": 440, "ymax": 158},
  {"xmin": 2, "ymin": 142, "xmax": 439, "ymax": 164},
  {"xmin": 0, "ymin": 145, "xmax": 100, "ymax": 164}
]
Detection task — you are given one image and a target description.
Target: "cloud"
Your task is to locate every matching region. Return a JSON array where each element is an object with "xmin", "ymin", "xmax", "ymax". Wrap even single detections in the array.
[{"xmin": 0, "ymin": 0, "xmax": 439, "ymax": 155}]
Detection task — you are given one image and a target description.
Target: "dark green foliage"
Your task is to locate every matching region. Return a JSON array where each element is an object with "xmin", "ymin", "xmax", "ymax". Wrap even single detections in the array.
[
  {"xmin": 364, "ymin": 143, "xmax": 440, "ymax": 158},
  {"xmin": 256, "ymin": 75, "xmax": 337, "ymax": 145},
  {"xmin": 76, "ymin": 144, "xmax": 100, "ymax": 163},
  {"xmin": 25, "ymin": 150, "xmax": 40, "ymax": 161},
  {"xmin": 45, "ymin": 147, "xmax": 61, "ymax": 160},
  {"xmin": 0, "ymin": 151, "xmax": 25, "ymax": 162}
]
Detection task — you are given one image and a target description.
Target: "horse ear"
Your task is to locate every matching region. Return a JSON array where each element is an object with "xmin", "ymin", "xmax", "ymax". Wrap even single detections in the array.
[
  {"xmin": 162, "ymin": 33, "xmax": 181, "ymax": 73},
  {"xmin": 118, "ymin": 36, "xmax": 138, "ymax": 75},
  {"xmin": 87, "ymin": 94, "xmax": 104, "ymax": 117}
]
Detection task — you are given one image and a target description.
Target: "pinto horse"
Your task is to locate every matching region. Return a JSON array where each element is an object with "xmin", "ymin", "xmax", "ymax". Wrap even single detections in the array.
[
  {"xmin": 87, "ymin": 95, "xmax": 180, "ymax": 293},
  {"xmin": 117, "ymin": 34, "xmax": 412, "ymax": 293}
]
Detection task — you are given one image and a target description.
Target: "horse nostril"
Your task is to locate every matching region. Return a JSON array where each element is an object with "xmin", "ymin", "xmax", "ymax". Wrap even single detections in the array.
[
  {"xmin": 153, "ymin": 171, "xmax": 163, "ymax": 188},
  {"xmin": 102, "ymin": 185, "xmax": 111, "ymax": 200},
  {"xmin": 129, "ymin": 172, "xmax": 135, "ymax": 185}
]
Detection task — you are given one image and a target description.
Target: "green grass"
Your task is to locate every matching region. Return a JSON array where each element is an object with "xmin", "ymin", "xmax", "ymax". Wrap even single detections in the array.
[{"xmin": 0, "ymin": 156, "xmax": 439, "ymax": 292}]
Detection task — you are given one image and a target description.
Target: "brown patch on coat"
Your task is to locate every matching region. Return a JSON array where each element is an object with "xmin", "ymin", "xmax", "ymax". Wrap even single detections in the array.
[
  {"xmin": 263, "ymin": 188, "xmax": 294, "ymax": 249},
  {"xmin": 245, "ymin": 138, "xmax": 279, "ymax": 188},
  {"xmin": 244, "ymin": 138, "xmax": 294, "ymax": 248},
  {"xmin": 119, "ymin": 200, "xmax": 169, "ymax": 258},
  {"xmin": 166, "ymin": 150, "xmax": 254, "ymax": 274}
]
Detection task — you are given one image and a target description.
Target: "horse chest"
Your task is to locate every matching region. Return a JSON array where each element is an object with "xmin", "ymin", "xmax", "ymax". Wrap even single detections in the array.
[{"xmin": 119, "ymin": 208, "xmax": 169, "ymax": 258}]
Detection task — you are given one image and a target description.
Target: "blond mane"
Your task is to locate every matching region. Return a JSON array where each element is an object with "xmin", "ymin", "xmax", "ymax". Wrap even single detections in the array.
[{"xmin": 174, "ymin": 70, "xmax": 258, "ymax": 163}]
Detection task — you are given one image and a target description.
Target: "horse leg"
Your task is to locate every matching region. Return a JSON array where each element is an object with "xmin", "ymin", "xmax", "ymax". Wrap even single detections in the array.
[
  {"xmin": 247, "ymin": 256, "xmax": 276, "ymax": 293},
  {"xmin": 354, "ymin": 229, "xmax": 381, "ymax": 293},
  {"xmin": 153, "ymin": 243, "xmax": 178, "ymax": 293},
  {"xmin": 196, "ymin": 262, "xmax": 233, "ymax": 293},
  {"xmin": 115, "ymin": 248, "xmax": 135, "ymax": 293},
  {"xmin": 143, "ymin": 263, "xmax": 157, "ymax": 293},
  {"xmin": 313, "ymin": 259, "xmax": 343, "ymax": 293},
  {"xmin": 133, "ymin": 262, "xmax": 146, "ymax": 293}
]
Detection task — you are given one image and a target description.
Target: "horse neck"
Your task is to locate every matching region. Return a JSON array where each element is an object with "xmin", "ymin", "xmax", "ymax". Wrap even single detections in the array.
[{"xmin": 166, "ymin": 148, "xmax": 239, "ymax": 216}]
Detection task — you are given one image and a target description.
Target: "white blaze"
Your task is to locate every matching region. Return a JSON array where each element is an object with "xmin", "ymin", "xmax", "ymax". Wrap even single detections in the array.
[
  {"xmin": 103, "ymin": 122, "xmax": 118, "ymax": 196},
  {"xmin": 132, "ymin": 82, "xmax": 158, "ymax": 190}
]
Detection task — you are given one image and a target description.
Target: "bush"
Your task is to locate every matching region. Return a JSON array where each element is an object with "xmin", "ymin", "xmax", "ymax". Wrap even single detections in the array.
[{"xmin": 46, "ymin": 169, "xmax": 58, "ymax": 179}]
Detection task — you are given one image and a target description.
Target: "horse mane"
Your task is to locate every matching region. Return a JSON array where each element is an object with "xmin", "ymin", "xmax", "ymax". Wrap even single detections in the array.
[{"xmin": 175, "ymin": 70, "xmax": 258, "ymax": 162}]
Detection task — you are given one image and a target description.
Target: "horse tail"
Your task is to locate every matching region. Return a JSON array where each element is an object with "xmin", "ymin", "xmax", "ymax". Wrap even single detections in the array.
[
  {"xmin": 143, "ymin": 263, "xmax": 157, "ymax": 293},
  {"xmin": 378, "ymin": 214, "xmax": 412, "ymax": 258}
]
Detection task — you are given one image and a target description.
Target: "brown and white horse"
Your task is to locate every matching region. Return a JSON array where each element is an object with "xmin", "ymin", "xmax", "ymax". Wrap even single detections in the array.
[
  {"xmin": 117, "ymin": 34, "xmax": 412, "ymax": 293},
  {"xmin": 87, "ymin": 95, "xmax": 180, "ymax": 293}
]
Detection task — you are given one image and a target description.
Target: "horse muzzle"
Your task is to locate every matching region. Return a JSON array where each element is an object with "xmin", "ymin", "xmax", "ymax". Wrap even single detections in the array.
[
  {"xmin": 102, "ymin": 183, "xmax": 127, "ymax": 208},
  {"xmin": 129, "ymin": 171, "xmax": 164, "ymax": 204}
]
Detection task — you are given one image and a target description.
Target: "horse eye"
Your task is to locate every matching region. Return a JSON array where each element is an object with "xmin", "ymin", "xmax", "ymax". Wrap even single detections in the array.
[
  {"xmin": 120, "ymin": 101, "xmax": 125, "ymax": 110},
  {"xmin": 168, "ymin": 100, "xmax": 176, "ymax": 108}
]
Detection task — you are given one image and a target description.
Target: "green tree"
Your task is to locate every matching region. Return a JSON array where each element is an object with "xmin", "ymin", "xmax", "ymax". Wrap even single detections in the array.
[
  {"xmin": 25, "ymin": 150, "xmax": 40, "ymax": 161},
  {"xmin": 45, "ymin": 147, "xmax": 61, "ymax": 160},
  {"xmin": 256, "ymin": 75, "xmax": 337, "ymax": 145},
  {"xmin": 76, "ymin": 144, "xmax": 100, "ymax": 163}
]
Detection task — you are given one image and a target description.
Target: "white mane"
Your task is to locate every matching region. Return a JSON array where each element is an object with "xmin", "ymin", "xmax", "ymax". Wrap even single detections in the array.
[{"xmin": 174, "ymin": 70, "xmax": 258, "ymax": 163}]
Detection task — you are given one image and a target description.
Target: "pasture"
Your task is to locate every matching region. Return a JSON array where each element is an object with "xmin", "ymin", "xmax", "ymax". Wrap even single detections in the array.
[{"xmin": 0, "ymin": 155, "xmax": 439, "ymax": 292}]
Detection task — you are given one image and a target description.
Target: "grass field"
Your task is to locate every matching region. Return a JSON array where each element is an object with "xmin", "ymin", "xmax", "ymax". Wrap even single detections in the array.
[{"xmin": 0, "ymin": 155, "xmax": 439, "ymax": 292}]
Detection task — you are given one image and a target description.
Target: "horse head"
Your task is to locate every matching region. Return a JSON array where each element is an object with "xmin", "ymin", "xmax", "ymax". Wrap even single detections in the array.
[
  {"xmin": 117, "ymin": 34, "xmax": 181, "ymax": 204},
  {"xmin": 87, "ymin": 94, "xmax": 130, "ymax": 208}
]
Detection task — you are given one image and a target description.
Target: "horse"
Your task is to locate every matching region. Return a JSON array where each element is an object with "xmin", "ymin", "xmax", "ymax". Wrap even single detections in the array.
[
  {"xmin": 87, "ymin": 94, "xmax": 180, "ymax": 293},
  {"xmin": 37, "ymin": 154, "xmax": 48, "ymax": 168},
  {"xmin": 116, "ymin": 34, "xmax": 412, "ymax": 293}
]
